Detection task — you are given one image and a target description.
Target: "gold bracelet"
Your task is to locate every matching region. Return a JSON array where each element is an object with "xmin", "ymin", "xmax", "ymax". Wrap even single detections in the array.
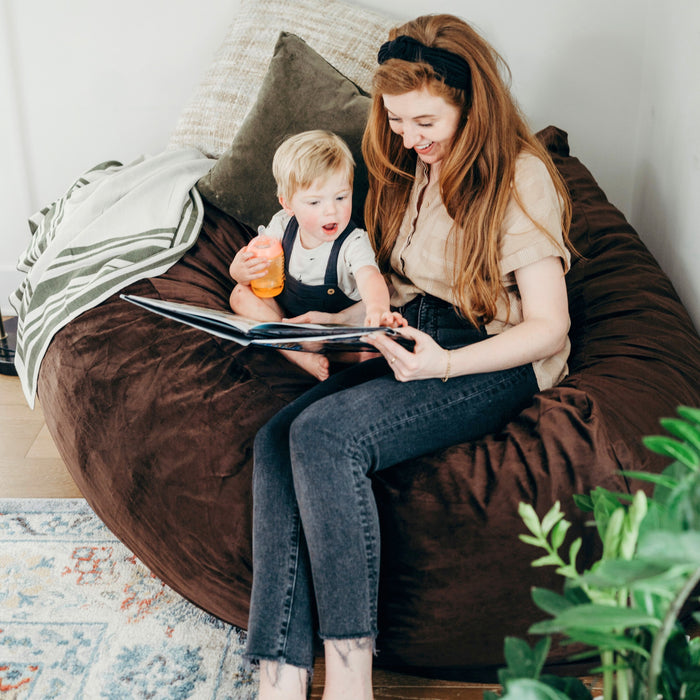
[{"xmin": 442, "ymin": 349, "xmax": 452, "ymax": 383}]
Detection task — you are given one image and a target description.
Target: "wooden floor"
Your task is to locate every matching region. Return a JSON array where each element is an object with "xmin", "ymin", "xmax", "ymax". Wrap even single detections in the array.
[{"xmin": 0, "ymin": 370, "xmax": 499, "ymax": 698}]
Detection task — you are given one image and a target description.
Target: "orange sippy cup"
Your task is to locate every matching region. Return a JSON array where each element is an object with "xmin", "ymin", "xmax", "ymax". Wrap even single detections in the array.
[{"xmin": 248, "ymin": 234, "xmax": 285, "ymax": 298}]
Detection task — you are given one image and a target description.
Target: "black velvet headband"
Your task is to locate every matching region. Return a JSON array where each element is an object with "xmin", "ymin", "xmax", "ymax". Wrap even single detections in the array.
[{"xmin": 377, "ymin": 35, "xmax": 472, "ymax": 92}]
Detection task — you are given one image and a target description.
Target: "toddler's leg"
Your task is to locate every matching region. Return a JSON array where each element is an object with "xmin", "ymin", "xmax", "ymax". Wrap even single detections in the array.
[
  {"xmin": 230, "ymin": 284, "xmax": 330, "ymax": 381},
  {"xmin": 283, "ymin": 350, "xmax": 330, "ymax": 382},
  {"xmin": 229, "ymin": 283, "xmax": 284, "ymax": 321}
]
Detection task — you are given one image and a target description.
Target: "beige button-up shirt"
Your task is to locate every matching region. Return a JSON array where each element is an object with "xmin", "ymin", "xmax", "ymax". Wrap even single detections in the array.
[{"xmin": 390, "ymin": 152, "xmax": 571, "ymax": 390}]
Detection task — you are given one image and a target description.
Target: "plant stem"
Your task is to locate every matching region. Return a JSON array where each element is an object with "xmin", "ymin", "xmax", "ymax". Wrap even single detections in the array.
[
  {"xmin": 646, "ymin": 565, "xmax": 700, "ymax": 697},
  {"xmin": 602, "ymin": 649, "xmax": 615, "ymax": 699},
  {"xmin": 616, "ymin": 655, "xmax": 630, "ymax": 700},
  {"xmin": 615, "ymin": 588, "xmax": 630, "ymax": 700}
]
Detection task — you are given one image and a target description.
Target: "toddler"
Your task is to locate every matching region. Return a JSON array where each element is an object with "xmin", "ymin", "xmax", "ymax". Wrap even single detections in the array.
[{"xmin": 229, "ymin": 130, "xmax": 403, "ymax": 380}]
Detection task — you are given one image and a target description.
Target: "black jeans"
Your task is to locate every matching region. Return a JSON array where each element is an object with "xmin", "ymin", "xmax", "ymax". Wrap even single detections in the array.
[{"xmin": 245, "ymin": 295, "xmax": 538, "ymax": 670}]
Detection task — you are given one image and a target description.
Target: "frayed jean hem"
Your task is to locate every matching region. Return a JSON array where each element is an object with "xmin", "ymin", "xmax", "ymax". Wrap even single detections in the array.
[
  {"xmin": 318, "ymin": 633, "xmax": 378, "ymax": 657},
  {"xmin": 243, "ymin": 652, "xmax": 315, "ymax": 676}
]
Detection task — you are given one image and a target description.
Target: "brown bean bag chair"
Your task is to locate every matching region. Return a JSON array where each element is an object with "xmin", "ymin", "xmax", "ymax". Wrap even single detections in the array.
[{"xmin": 37, "ymin": 126, "xmax": 700, "ymax": 678}]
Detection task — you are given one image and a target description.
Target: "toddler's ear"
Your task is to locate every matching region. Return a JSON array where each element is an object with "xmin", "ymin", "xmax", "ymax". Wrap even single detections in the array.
[{"xmin": 279, "ymin": 195, "xmax": 294, "ymax": 215}]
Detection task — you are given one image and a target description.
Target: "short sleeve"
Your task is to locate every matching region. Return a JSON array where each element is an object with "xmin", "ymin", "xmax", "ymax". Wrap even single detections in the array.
[
  {"xmin": 336, "ymin": 228, "xmax": 379, "ymax": 299},
  {"xmin": 499, "ymin": 154, "xmax": 570, "ymax": 276},
  {"xmin": 341, "ymin": 228, "xmax": 380, "ymax": 273}
]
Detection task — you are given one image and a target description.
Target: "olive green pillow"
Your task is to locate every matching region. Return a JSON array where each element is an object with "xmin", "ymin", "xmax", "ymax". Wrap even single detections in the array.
[{"xmin": 196, "ymin": 32, "xmax": 372, "ymax": 230}]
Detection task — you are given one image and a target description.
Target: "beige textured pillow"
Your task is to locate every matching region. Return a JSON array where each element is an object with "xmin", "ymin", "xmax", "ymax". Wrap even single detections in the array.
[
  {"xmin": 168, "ymin": 0, "xmax": 395, "ymax": 158},
  {"xmin": 196, "ymin": 32, "xmax": 372, "ymax": 230}
]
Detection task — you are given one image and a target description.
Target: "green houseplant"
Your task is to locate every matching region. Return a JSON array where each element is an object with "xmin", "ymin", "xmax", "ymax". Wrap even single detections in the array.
[{"xmin": 486, "ymin": 406, "xmax": 700, "ymax": 700}]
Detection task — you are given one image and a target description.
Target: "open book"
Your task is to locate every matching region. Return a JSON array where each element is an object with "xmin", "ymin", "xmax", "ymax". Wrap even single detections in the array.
[{"xmin": 121, "ymin": 295, "xmax": 414, "ymax": 353}]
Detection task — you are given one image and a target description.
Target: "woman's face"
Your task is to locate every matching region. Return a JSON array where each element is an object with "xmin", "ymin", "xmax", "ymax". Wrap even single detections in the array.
[{"xmin": 382, "ymin": 88, "xmax": 462, "ymax": 169}]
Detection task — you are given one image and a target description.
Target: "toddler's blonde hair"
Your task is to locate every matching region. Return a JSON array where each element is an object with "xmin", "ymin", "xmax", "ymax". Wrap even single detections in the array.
[{"xmin": 273, "ymin": 130, "xmax": 354, "ymax": 202}]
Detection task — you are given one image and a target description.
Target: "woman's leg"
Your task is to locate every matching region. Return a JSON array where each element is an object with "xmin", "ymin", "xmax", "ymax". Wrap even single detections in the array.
[
  {"xmin": 323, "ymin": 638, "xmax": 374, "ymax": 700},
  {"xmin": 287, "ymin": 361, "xmax": 538, "ymax": 653},
  {"xmin": 258, "ymin": 661, "xmax": 309, "ymax": 700},
  {"xmin": 246, "ymin": 360, "xmax": 391, "ymax": 693},
  {"xmin": 247, "ymin": 342, "xmax": 537, "ymax": 694}
]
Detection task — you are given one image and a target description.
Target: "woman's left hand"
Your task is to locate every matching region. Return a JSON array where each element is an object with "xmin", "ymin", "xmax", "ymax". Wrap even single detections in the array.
[{"xmin": 364, "ymin": 326, "xmax": 451, "ymax": 382}]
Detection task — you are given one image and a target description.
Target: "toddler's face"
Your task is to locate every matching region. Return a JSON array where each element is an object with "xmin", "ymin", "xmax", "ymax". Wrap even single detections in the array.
[{"xmin": 282, "ymin": 169, "xmax": 353, "ymax": 249}]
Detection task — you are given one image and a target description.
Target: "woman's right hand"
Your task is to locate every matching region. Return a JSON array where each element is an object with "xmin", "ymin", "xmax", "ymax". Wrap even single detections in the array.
[
  {"xmin": 228, "ymin": 246, "xmax": 270, "ymax": 284},
  {"xmin": 365, "ymin": 326, "xmax": 451, "ymax": 382}
]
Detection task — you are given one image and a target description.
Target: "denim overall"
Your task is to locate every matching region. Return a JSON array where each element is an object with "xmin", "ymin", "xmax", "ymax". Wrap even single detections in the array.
[{"xmin": 276, "ymin": 216, "xmax": 357, "ymax": 317}]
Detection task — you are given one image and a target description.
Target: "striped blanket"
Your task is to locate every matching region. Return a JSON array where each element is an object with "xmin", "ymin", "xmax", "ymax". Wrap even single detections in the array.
[{"xmin": 10, "ymin": 148, "xmax": 214, "ymax": 408}]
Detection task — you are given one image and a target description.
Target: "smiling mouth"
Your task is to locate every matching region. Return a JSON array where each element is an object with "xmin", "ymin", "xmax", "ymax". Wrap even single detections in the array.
[{"xmin": 415, "ymin": 142, "xmax": 434, "ymax": 153}]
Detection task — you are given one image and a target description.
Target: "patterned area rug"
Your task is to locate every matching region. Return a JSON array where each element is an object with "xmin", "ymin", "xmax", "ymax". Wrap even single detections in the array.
[{"xmin": 0, "ymin": 498, "xmax": 257, "ymax": 699}]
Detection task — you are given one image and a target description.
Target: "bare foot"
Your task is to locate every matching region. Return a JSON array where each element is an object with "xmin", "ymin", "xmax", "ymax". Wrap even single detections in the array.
[{"xmin": 281, "ymin": 350, "xmax": 330, "ymax": 381}]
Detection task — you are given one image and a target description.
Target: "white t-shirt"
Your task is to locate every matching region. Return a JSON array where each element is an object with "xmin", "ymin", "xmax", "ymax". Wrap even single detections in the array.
[{"xmin": 263, "ymin": 210, "xmax": 379, "ymax": 301}]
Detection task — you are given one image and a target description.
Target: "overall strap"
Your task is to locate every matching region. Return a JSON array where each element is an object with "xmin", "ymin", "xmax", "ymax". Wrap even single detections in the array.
[
  {"xmin": 281, "ymin": 215, "xmax": 299, "ymax": 267},
  {"xmin": 323, "ymin": 221, "xmax": 357, "ymax": 285}
]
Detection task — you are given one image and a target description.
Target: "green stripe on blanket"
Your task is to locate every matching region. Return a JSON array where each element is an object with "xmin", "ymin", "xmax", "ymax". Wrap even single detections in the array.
[{"xmin": 10, "ymin": 149, "xmax": 214, "ymax": 408}]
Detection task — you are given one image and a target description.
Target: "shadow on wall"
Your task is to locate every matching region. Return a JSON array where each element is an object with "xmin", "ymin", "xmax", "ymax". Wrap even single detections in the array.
[{"xmin": 632, "ymin": 159, "xmax": 699, "ymax": 333}]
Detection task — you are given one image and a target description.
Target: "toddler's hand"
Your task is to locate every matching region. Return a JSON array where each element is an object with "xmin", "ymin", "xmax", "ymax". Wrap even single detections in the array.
[
  {"xmin": 364, "ymin": 309, "xmax": 407, "ymax": 328},
  {"xmin": 381, "ymin": 311, "xmax": 408, "ymax": 328},
  {"xmin": 228, "ymin": 245, "xmax": 270, "ymax": 284}
]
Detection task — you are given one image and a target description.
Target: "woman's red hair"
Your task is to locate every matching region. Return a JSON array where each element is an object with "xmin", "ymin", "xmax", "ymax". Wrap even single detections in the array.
[{"xmin": 362, "ymin": 14, "xmax": 572, "ymax": 325}]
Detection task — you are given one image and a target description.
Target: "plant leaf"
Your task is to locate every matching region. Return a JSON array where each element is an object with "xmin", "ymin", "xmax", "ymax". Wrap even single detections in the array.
[
  {"xmin": 591, "ymin": 488, "xmax": 624, "ymax": 542},
  {"xmin": 539, "ymin": 674, "xmax": 598, "ymax": 699},
  {"xmin": 642, "ymin": 435, "xmax": 700, "ymax": 469},
  {"xmin": 563, "ymin": 584, "xmax": 591, "ymax": 605},
  {"xmin": 498, "ymin": 678, "xmax": 573, "ymax": 699},
  {"xmin": 579, "ymin": 558, "xmax": 670, "ymax": 587},
  {"xmin": 550, "ymin": 519, "xmax": 571, "ymax": 551},
  {"xmin": 556, "ymin": 630, "xmax": 652, "ymax": 657},
  {"xmin": 677, "ymin": 405, "xmax": 700, "ymax": 427},
  {"xmin": 573, "ymin": 493, "xmax": 593, "ymax": 512},
  {"xmin": 519, "ymin": 534, "xmax": 544, "ymax": 548},
  {"xmin": 540, "ymin": 502, "xmax": 565, "ymax": 537},
  {"xmin": 622, "ymin": 470, "xmax": 680, "ymax": 490},
  {"xmin": 502, "ymin": 636, "xmax": 550, "ymax": 679},
  {"xmin": 531, "ymin": 603, "xmax": 661, "ymax": 633},
  {"xmin": 637, "ymin": 532, "xmax": 700, "ymax": 565},
  {"xmin": 568, "ymin": 538, "xmax": 582, "ymax": 569},
  {"xmin": 660, "ymin": 417, "xmax": 700, "ymax": 453},
  {"xmin": 519, "ymin": 502, "xmax": 542, "ymax": 536},
  {"xmin": 532, "ymin": 554, "xmax": 562, "ymax": 568},
  {"xmin": 601, "ymin": 507, "xmax": 625, "ymax": 559},
  {"xmin": 531, "ymin": 588, "xmax": 574, "ymax": 616}
]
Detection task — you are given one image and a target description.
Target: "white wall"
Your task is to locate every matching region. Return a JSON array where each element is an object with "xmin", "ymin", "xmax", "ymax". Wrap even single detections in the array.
[
  {"xmin": 630, "ymin": 0, "xmax": 700, "ymax": 328},
  {"xmin": 1, "ymin": 0, "xmax": 239, "ymax": 312},
  {"xmin": 1, "ymin": 0, "xmax": 32, "ymax": 310},
  {"xmin": 1, "ymin": 0, "xmax": 698, "ymax": 331}
]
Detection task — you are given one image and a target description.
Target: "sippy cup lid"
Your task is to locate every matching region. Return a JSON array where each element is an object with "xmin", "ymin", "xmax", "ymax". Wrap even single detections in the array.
[{"xmin": 248, "ymin": 234, "xmax": 283, "ymax": 259}]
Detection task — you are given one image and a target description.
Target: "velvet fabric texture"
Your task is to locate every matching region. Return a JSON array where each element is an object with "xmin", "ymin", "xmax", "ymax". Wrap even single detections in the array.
[
  {"xmin": 37, "ymin": 127, "xmax": 700, "ymax": 678},
  {"xmin": 196, "ymin": 32, "xmax": 372, "ymax": 230}
]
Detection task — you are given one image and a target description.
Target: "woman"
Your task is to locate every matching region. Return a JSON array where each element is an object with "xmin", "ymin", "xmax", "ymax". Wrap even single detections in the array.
[{"xmin": 244, "ymin": 14, "xmax": 572, "ymax": 700}]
